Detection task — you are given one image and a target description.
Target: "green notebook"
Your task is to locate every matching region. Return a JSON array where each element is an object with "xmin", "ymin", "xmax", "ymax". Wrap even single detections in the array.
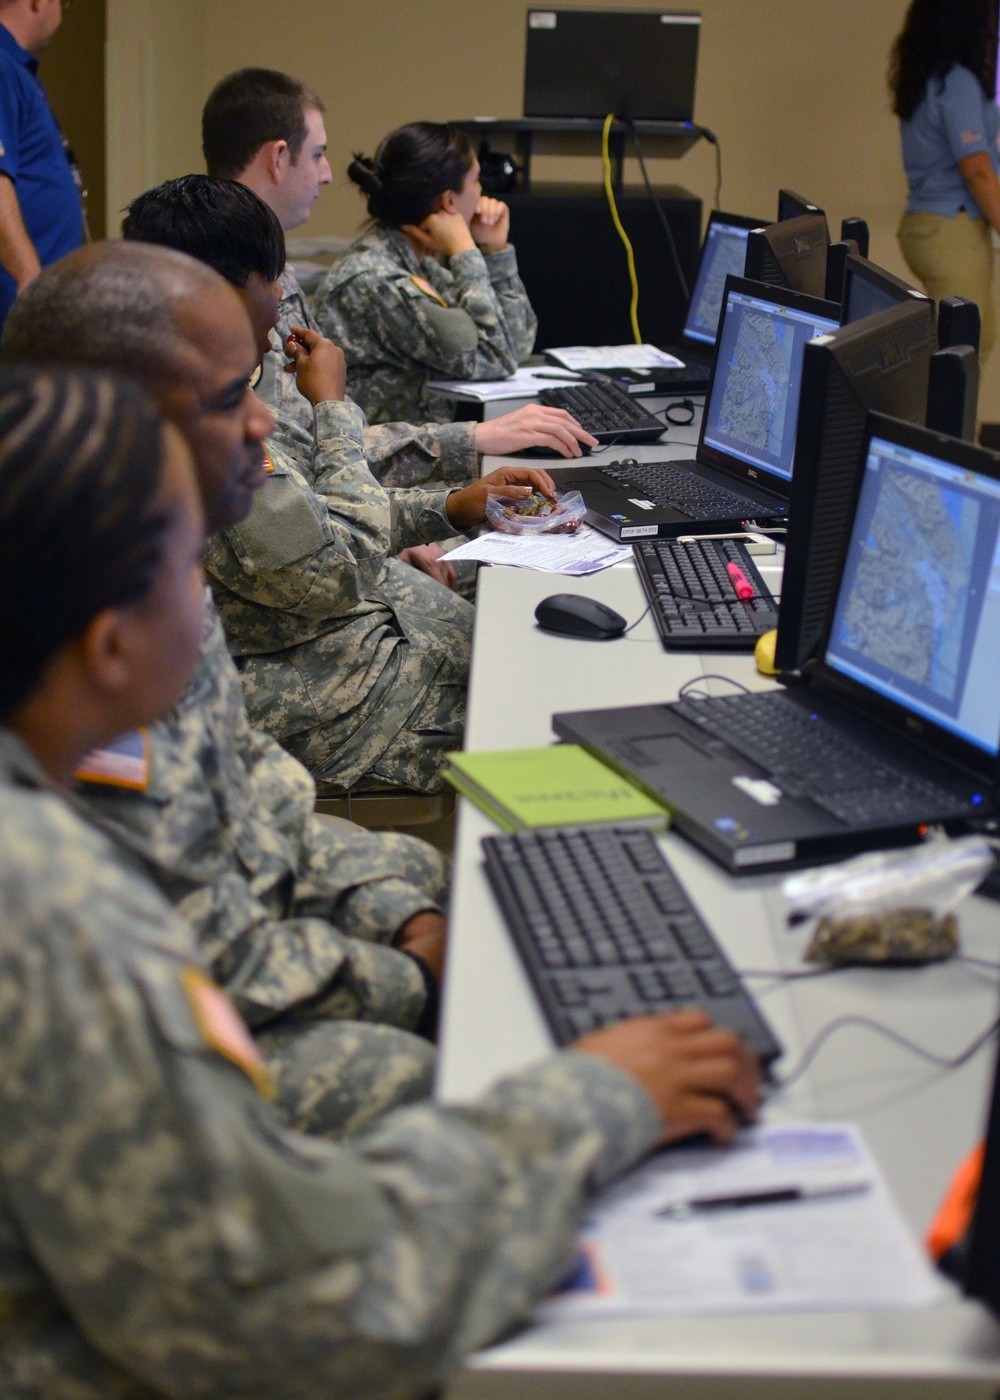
[{"xmin": 445, "ymin": 744, "xmax": 669, "ymax": 833}]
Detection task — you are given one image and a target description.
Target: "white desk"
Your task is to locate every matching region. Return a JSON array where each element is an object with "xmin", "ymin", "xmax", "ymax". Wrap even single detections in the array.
[{"xmin": 439, "ymin": 532, "xmax": 1000, "ymax": 1396}]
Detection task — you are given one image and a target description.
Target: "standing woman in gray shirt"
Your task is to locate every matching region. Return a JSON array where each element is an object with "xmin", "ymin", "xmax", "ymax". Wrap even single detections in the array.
[
  {"xmin": 891, "ymin": 0, "xmax": 1000, "ymax": 361},
  {"xmin": 314, "ymin": 122, "xmax": 537, "ymax": 424}
]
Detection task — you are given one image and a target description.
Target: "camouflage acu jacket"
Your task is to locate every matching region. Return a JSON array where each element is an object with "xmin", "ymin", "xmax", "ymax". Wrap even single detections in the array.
[
  {"xmin": 257, "ymin": 266, "xmax": 480, "ymax": 488},
  {"xmin": 74, "ymin": 600, "xmax": 444, "ymax": 1030},
  {"xmin": 0, "ymin": 725, "xmax": 662, "ymax": 1400},
  {"xmin": 314, "ymin": 223, "xmax": 538, "ymax": 424},
  {"xmin": 204, "ymin": 400, "xmax": 474, "ymax": 789}
]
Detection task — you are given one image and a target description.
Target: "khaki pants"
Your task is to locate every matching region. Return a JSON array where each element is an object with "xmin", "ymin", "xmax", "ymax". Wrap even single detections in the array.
[{"xmin": 898, "ymin": 209, "xmax": 996, "ymax": 363}]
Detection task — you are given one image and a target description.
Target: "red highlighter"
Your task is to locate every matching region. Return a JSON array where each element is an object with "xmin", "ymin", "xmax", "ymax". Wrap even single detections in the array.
[{"xmin": 726, "ymin": 561, "xmax": 754, "ymax": 600}]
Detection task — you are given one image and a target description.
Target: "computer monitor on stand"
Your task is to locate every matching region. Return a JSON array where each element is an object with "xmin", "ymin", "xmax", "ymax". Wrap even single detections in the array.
[
  {"xmin": 744, "ymin": 215, "xmax": 830, "ymax": 298},
  {"xmin": 774, "ymin": 298, "xmax": 936, "ymax": 673}
]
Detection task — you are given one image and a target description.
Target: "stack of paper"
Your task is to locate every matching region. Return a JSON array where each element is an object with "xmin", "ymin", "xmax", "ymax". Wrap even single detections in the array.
[
  {"xmin": 444, "ymin": 526, "xmax": 632, "ymax": 575},
  {"xmin": 545, "ymin": 344, "xmax": 686, "ymax": 372},
  {"xmin": 425, "ymin": 366, "xmax": 581, "ymax": 402}
]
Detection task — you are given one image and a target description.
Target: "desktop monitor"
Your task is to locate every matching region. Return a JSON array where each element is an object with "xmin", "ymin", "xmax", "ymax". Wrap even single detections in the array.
[
  {"xmin": 523, "ymin": 8, "xmax": 701, "ymax": 121},
  {"xmin": 774, "ymin": 298, "xmax": 936, "ymax": 673},
  {"xmin": 777, "ymin": 188, "xmax": 826, "ymax": 226},
  {"xmin": 841, "ymin": 253, "xmax": 929, "ymax": 326},
  {"xmin": 744, "ymin": 215, "xmax": 830, "ymax": 299}
]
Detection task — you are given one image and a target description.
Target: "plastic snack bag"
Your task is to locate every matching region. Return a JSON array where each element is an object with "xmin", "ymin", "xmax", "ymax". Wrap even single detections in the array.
[
  {"xmin": 782, "ymin": 836, "xmax": 998, "ymax": 966},
  {"xmin": 485, "ymin": 489, "xmax": 586, "ymax": 536}
]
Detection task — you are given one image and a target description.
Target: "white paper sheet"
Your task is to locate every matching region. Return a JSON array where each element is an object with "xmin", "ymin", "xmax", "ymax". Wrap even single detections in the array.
[
  {"xmin": 425, "ymin": 367, "xmax": 582, "ymax": 402},
  {"xmin": 545, "ymin": 344, "xmax": 686, "ymax": 372},
  {"xmin": 538, "ymin": 1123, "xmax": 942, "ymax": 1319},
  {"xmin": 443, "ymin": 527, "xmax": 632, "ymax": 575}
]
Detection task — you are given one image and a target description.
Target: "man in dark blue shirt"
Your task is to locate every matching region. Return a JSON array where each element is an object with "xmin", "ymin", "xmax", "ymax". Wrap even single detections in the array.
[{"xmin": 0, "ymin": 0, "xmax": 81, "ymax": 328}]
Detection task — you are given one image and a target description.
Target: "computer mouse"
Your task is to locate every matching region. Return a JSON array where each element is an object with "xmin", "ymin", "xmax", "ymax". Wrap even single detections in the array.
[{"xmin": 534, "ymin": 593, "xmax": 627, "ymax": 639}]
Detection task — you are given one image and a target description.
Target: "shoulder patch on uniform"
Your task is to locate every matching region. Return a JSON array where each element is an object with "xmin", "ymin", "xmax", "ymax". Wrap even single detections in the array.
[
  {"xmin": 263, "ymin": 445, "xmax": 275, "ymax": 474},
  {"xmin": 75, "ymin": 729, "xmax": 151, "ymax": 790},
  {"xmin": 409, "ymin": 274, "xmax": 448, "ymax": 307},
  {"xmin": 181, "ymin": 966, "xmax": 276, "ymax": 1099}
]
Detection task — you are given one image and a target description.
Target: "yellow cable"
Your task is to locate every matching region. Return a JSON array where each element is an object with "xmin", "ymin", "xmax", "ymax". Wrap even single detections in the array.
[{"xmin": 602, "ymin": 113, "xmax": 641, "ymax": 344}]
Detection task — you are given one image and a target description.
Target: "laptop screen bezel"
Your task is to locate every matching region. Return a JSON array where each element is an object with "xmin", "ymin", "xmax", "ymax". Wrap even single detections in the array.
[
  {"xmin": 683, "ymin": 211, "xmax": 767, "ymax": 347},
  {"xmin": 807, "ymin": 412, "xmax": 1000, "ymax": 782},
  {"xmin": 694, "ymin": 274, "xmax": 840, "ymax": 498}
]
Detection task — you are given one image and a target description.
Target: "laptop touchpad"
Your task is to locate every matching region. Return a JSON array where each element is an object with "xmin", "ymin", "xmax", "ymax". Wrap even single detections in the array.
[{"xmin": 623, "ymin": 733, "xmax": 712, "ymax": 767}]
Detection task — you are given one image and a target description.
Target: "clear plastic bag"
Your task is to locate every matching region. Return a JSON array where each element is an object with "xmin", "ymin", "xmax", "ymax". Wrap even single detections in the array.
[
  {"xmin": 485, "ymin": 489, "xmax": 586, "ymax": 536},
  {"xmin": 782, "ymin": 836, "xmax": 998, "ymax": 966}
]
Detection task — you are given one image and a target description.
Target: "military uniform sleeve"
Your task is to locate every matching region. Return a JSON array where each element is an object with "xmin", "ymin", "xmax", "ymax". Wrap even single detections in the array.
[
  {"xmin": 2, "ymin": 846, "xmax": 660, "ymax": 1400},
  {"xmin": 480, "ymin": 242, "xmax": 539, "ymax": 364},
  {"xmin": 388, "ymin": 485, "xmax": 454, "ymax": 551},
  {"xmin": 330, "ymin": 252, "xmax": 526, "ymax": 383},
  {"xmin": 363, "ymin": 418, "xmax": 478, "ymax": 488},
  {"xmin": 204, "ymin": 400, "xmax": 391, "ymax": 625}
]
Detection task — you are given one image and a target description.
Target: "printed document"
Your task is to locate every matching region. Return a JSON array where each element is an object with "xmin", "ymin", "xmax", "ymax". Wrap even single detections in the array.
[
  {"xmin": 444, "ymin": 527, "xmax": 632, "ymax": 575},
  {"xmin": 545, "ymin": 344, "xmax": 686, "ymax": 372},
  {"xmin": 539, "ymin": 1123, "xmax": 942, "ymax": 1319}
]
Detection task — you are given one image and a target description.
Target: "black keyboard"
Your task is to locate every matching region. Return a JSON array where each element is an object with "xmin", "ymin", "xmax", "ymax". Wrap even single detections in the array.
[
  {"xmin": 482, "ymin": 826, "xmax": 782, "ymax": 1064},
  {"xmin": 599, "ymin": 458, "xmax": 787, "ymax": 522},
  {"xmin": 635, "ymin": 537, "xmax": 778, "ymax": 650},
  {"xmin": 673, "ymin": 692, "xmax": 971, "ymax": 825},
  {"xmin": 538, "ymin": 381, "xmax": 666, "ymax": 445}
]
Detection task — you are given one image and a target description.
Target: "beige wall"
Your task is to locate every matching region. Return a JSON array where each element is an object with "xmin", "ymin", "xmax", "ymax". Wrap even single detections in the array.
[{"xmin": 107, "ymin": 0, "xmax": 1000, "ymax": 417}]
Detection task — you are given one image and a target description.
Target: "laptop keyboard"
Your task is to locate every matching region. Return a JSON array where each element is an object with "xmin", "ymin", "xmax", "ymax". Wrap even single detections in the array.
[
  {"xmin": 538, "ymin": 381, "xmax": 666, "ymax": 444},
  {"xmin": 635, "ymin": 537, "xmax": 778, "ymax": 649},
  {"xmin": 673, "ymin": 692, "xmax": 971, "ymax": 825},
  {"xmin": 482, "ymin": 826, "xmax": 782, "ymax": 1064},
  {"xmin": 600, "ymin": 458, "xmax": 786, "ymax": 520}
]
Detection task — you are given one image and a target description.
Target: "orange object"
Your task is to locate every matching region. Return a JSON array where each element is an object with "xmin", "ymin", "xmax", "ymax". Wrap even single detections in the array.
[{"xmin": 927, "ymin": 1142, "xmax": 985, "ymax": 1260}]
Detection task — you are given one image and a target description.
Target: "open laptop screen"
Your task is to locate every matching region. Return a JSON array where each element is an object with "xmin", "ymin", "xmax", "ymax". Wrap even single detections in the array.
[
  {"xmin": 684, "ymin": 220, "xmax": 755, "ymax": 345},
  {"xmin": 701, "ymin": 286, "xmax": 838, "ymax": 482},
  {"xmin": 824, "ymin": 432, "xmax": 1000, "ymax": 755}
]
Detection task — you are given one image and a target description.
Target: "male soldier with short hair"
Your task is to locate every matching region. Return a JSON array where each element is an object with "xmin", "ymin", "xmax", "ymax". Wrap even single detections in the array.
[{"xmin": 202, "ymin": 67, "xmax": 595, "ymax": 591}]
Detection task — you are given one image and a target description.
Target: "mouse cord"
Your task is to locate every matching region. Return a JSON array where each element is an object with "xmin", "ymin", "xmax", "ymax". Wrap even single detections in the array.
[
  {"xmin": 621, "ymin": 603, "xmax": 652, "ymax": 636},
  {"xmin": 677, "ymin": 674, "xmax": 751, "ymax": 699},
  {"xmin": 772, "ymin": 1013, "xmax": 1000, "ymax": 1096}
]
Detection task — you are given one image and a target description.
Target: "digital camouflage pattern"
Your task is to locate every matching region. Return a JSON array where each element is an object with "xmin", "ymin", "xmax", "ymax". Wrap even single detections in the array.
[
  {"xmin": 0, "ymin": 726, "xmax": 661, "ymax": 1399},
  {"xmin": 74, "ymin": 601, "xmax": 448, "ymax": 1031},
  {"xmin": 258, "ymin": 266, "xmax": 479, "ymax": 488},
  {"xmin": 314, "ymin": 223, "xmax": 538, "ymax": 425},
  {"xmin": 205, "ymin": 400, "xmax": 473, "ymax": 794}
]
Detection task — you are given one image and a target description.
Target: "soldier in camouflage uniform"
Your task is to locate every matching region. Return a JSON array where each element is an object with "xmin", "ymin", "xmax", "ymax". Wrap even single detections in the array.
[
  {"xmin": 0, "ymin": 363, "xmax": 761, "ymax": 1398},
  {"xmin": 312, "ymin": 121, "xmax": 537, "ymax": 426},
  {"xmin": 3, "ymin": 244, "xmax": 449, "ymax": 1121},
  {"xmin": 121, "ymin": 176, "xmax": 557, "ymax": 796},
  {"xmin": 203, "ymin": 67, "xmax": 592, "ymax": 604}
]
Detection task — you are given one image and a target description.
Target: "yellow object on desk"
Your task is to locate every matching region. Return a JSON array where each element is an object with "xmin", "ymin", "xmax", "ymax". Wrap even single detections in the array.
[{"xmin": 755, "ymin": 628, "xmax": 779, "ymax": 676}]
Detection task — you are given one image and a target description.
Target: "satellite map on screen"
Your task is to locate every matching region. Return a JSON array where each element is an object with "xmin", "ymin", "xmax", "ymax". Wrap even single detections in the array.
[
  {"xmin": 836, "ymin": 467, "xmax": 978, "ymax": 700},
  {"xmin": 717, "ymin": 311, "xmax": 795, "ymax": 456}
]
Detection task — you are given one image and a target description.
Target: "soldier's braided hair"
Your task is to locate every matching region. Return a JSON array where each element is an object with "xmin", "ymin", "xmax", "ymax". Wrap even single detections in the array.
[
  {"xmin": 0, "ymin": 367, "xmax": 169, "ymax": 720},
  {"xmin": 348, "ymin": 122, "xmax": 475, "ymax": 228}
]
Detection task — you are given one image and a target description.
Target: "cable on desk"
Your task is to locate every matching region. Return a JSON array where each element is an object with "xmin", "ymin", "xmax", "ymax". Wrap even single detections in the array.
[
  {"xmin": 628, "ymin": 119, "xmax": 690, "ymax": 303},
  {"xmin": 772, "ymin": 1013, "xmax": 1000, "ymax": 1095},
  {"xmin": 621, "ymin": 602, "xmax": 652, "ymax": 636},
  {"xmin": 660, "ymin": 398, "xmax": 696, "ymax": 426},
  {"xmin": 602, "ymin": 114, "xmax": 641, "ymax": 343},
  {"xmin": 678, "ymin": 673, "xmax": 751, "ymax": 700}
]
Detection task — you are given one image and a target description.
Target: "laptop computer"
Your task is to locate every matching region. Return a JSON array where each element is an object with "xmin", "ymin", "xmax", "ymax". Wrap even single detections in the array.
[
  {"xmin": 550, "ymin": 275, "xmax": 839, "ymax": 541},
  {"xmin": 554, "ymin": 415, "xmax": 1000, "ymax": 872},
  {"xmin": 640, "ymin": 210, "xmax": 766, "ymax": 394},
  {"xmin": 524, "ymin": 8, "xmax": 701, "ymax": 122}
]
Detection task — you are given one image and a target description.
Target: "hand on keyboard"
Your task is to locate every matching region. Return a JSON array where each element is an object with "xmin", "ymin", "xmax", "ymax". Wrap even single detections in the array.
[
  {"xmin": 574, "ymin": 1007, "xmax": 762, "ymax": 1145},
  {"xmin": 475, "ymin": 404, "xmax": 598, "ymax": 459}
]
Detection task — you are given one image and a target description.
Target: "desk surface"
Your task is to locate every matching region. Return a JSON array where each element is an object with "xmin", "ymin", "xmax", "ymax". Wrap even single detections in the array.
[{"xmin": 440, "ymin": 429, "xmax": 1000, "ymax": 1395}]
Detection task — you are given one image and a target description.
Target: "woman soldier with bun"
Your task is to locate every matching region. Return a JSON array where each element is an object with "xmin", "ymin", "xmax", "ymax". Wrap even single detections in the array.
[{"xmin": 314, "ymin": 121, "xmax": 537, "ymax": 424}]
